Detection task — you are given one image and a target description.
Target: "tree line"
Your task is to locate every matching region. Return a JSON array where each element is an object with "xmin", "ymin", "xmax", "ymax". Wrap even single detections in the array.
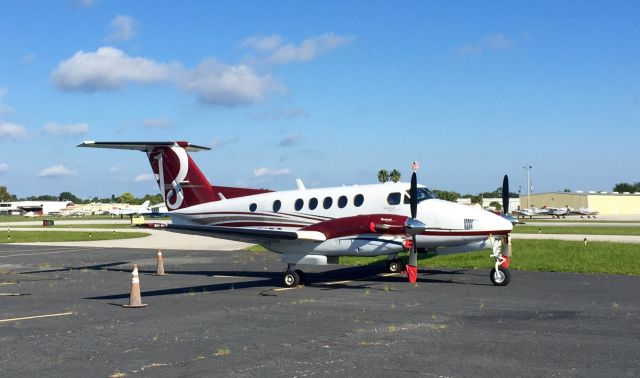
[
  {"xmin": 613, "ymin": 181, "xmax": 640, "ymax": 193},
  {"xmin": 0, "ymin": 186, "xmax": 162, "ymax": 205}
]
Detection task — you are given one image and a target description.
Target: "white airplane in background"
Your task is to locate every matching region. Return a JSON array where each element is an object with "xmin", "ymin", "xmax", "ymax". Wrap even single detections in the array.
[
  {"xmin": 515, "ymin": 206, "xmax": 552, "ymax": 218},
  {"xmin": 109, "ymin": 200, "xmax": 151, "ymax": 217},
  {"xmin": 79, "ymin": 141, "xmax": 514, "ymax": 287},
  {"xmin": 572, "ymin": 208, "xmax": 599, "ymax": 218},
  {"xmin": 516, "ymin": 206, "xmax": 599, "ymax": 219}
]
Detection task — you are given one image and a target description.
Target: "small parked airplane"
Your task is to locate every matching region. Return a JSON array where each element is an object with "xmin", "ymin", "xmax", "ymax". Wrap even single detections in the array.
[
  {"xmin": 572, "ymin": 208, "xmax": 599, "ymax": 218},
  {"xmin": 109, "ymin": 200, "xmax": 151, "ymax": 217},
  {"xmin": 515, "ymin": 206, "xmax": 553, "ymax": 218},
  {"xmin": 79, "ymin": 141, "xmax": 514, "ymax": 286},
  {"xmin": 516, "ymin": 206, "xmax": 599, "ymax": 219}
]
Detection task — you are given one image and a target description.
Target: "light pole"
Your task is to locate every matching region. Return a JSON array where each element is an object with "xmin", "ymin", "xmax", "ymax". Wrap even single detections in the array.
[{"xmin": 523, "ymin": 165, "xmax": 532, "ymax": 208}]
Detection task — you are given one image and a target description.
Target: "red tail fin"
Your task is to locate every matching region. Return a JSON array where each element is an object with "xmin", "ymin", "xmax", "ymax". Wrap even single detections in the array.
[
  {"xmin": 78, "ymin": 141, "xmax": 216, "ymax": 210},
  {"xmin": 147, "ymin": 143, "xmax": 216, "ymax": 210}
]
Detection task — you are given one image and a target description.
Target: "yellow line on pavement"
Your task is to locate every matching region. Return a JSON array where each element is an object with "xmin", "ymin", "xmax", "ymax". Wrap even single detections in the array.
[
  {"xmin": 0, "ymin": 311, "xmax": 73, "ymax": 323},
  {"xmin": 273, "ymin": 287, "xmax": 299, "ymax": 292},
  {"xmin": 323, "ymin": 280, "xmax": 352, "ymax": 285}
]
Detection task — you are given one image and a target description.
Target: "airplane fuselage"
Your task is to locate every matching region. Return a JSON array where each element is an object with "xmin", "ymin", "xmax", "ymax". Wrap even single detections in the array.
[{"xmin": 171, "ymin": 182, "xmax": 512, "ymax": 258}]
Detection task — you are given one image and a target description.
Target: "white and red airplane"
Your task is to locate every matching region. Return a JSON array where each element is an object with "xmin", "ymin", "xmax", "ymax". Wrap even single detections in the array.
[{"xmin": 79, "ymin": 141, "xmax": 514, "ymax": 287}]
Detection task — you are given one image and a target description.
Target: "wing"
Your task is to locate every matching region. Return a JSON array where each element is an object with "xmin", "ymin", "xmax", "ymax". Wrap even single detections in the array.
[
  {"xmin": 167, "ymin": 213, "xmax": 410, "ymax": 245},
  {"xmin": 168, "ymin": 224, "xmax": 326, "ymax": 244}
]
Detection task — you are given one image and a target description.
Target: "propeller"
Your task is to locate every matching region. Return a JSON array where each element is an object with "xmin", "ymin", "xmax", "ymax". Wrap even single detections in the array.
[
  {"xmin": 405, "ymin": 162, "xmax": 426, "ymax": 284},
  {"xmin": 502, "ymin": 175, "xmax": 509, "ymax": 215},
  {"xmin": 501, "ymin": 175, "xmax": 518, "ymax": 225}
]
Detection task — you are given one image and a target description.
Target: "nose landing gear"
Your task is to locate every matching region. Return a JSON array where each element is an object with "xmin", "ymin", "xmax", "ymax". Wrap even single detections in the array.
[{"xmin": 489, "ymin": 236, "xmax": 511, "ymax": 286}]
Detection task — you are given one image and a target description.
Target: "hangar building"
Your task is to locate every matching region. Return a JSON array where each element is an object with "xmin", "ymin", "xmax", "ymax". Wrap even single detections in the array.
[
  {"xmin": 519, "ymin": 192, "xmax": 640, "ymax": 215},
  {"xmin": 0, "ymin": 201, "xmax": 73, "ymax": 216}
]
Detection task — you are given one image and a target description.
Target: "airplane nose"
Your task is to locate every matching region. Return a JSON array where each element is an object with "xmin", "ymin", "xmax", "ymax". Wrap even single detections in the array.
[{"xmin": 495, "ymin": 212, "xmax": 514, "ymax": 232}]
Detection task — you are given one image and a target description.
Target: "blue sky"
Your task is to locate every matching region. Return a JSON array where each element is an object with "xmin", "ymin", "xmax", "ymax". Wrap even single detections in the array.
[{"xmin": 1, "ymin": 1, "xmax": 639, "ymax": 199}]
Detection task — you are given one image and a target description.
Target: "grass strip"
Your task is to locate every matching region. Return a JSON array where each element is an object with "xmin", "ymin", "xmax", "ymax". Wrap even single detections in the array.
[
  {"xmin": 339, "ymin": 240, "xmax": 640, "ymax": 275},
  {"xmin": 0, "ymin": 231, "xmax": 150, "ymax": 243},
  {"xmin": 512, "ymin": 226, "xmax": 640, "ymax": 236},
  {"xmin": 9, "ymin": 224, "xmax": 137, "ymax": 229}
]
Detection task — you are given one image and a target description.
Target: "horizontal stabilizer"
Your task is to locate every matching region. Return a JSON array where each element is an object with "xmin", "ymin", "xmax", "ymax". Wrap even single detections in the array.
[{"xmin": 78, "ymin": 141, "xmax": 210, "ymax": 152}]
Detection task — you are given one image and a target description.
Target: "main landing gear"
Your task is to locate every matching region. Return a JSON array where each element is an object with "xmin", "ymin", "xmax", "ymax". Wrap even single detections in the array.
[
  {"xmin": 386, "ymin": 258, "xmax": 405, "ymax": 273},
  {"xmin": 489, "ymin": 236, "xmax": 511, "ymax": 286},
  {"xmin": 282, "ymin": 264, "xmax": 305, "ymax": 288}
]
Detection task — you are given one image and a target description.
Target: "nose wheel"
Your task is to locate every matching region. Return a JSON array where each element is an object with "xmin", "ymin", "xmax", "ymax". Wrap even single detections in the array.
[
  {"xmin": 489, "ymin": 236, "xmax": 512, "ymax": 286},
  {"xmin": 490, "ymin": 266, "xmax": 511, "ymax": 286}
]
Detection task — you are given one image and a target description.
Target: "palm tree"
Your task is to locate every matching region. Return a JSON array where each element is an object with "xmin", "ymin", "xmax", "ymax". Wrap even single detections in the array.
[
  {"xmin": 377, "ymin": 169, "xmax": 389, "ymax": 183},
  {"xmin": 389, "ymin": 169, "xmax": 401, "ymax": 183}
]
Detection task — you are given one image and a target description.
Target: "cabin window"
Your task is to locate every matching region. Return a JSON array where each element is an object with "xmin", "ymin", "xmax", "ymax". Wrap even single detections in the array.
[
  {"xmin": 249, "ymin": 203, "xmax": 257, "ymax": 212},
  {"xmin": 387, "ymin": 192, "xmax": 401, "ymax": 205},
  {"xmin": 323, "ymin": 196, "xmax": 333, "ymax": 209},
  {"xmin": 309, "ymin": 197, "xmax": 318, "ymax": 210},
  {"xmin": 338, "ymin": 195, "xmax": 348, "ymax": 208},
  {"xmin": 294, "ymin": 198, "xmax": 304, "ymax": 211},
  {"xmin": 354, "ymin": 194, "xmax": 364, "ymax": 207},
  {"xmin": 273, "ymin": 200, "xmax": 281, "ymax": 212}
]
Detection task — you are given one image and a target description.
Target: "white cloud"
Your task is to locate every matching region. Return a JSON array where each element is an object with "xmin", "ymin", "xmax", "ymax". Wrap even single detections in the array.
[
  {"xmin": 144, "ymin": 117, "xmax": 174, "ymax": 129},
  {"xmin": 208, "ymin": 137, "xmax": 238, "ymax": 149},
  {"xmin": 484, "ymin": 33, "xmax": 514, "ymax": 51},
  {"xmin": 250, "ymin": 106, "xmax": 308, "ymax": 121},
  {"xmin": 279, "ymin": 133, "xmax": 301, "ymax": 147},
  {"xmin": 21, "ymin": 53, "xmax": 36, "ymax": 64},
  {"xmin": 243, "ymin": 33, "xmax": 355, "ymax": 64},
  {"xmin": 107, "ymin": 15, "xmax": 135, "ymax": 41},
  {"xmin": 42, "ymin": 122, "xmax": 89, "ymax": 135},
  {"xmin": 38, "ymin": 164, "xmax": 75, "ymax": 178},
  {"xmin": 0, "ymin": 88, "xmax": 13, "ymax": 115},
  {"xmin": 134, "ymin": 173, "xmax": 155, "ymax": 182},
  {"xmin": 176, "ymin": 59, "xmax": 284, "ymax": 106},
  {"xmin": 52, "ymin": 47, "xmax": 284, "ymax": 107},
  {"xmin": 241, "ymin": 35, "xmax": 283, "ymax": 51},
  {"xmin": 253, "ymin": 167, "xmax": 291, "ymax": 178},
  {"xmin": 108, "ymin": 166, "xmax": 121, "ymax": 173},
  {"xmin": 0, "ymin": 122, "xmax": 27, "ymax": 139},
  {"xmin": 0, "ymin": 163, "xmax": 8, "ymax": 173},
  {"xmin": 52, "ymin": 47, "xmax": 175, "ymax": 91},
  {"xmin": 457, "ymin": 33, "xmax": 515, "ymax": 56}
]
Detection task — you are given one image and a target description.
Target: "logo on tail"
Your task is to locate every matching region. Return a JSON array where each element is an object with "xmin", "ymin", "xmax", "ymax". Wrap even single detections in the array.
[{"xmin": 153, "ymin": 147, "xmax": 188, "ymax": 210}]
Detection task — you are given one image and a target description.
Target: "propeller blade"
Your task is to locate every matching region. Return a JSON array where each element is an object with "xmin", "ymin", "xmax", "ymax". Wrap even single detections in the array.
[
  {"xmin": 502, "ymin": 175, "xmax": 509, "ymax": 215},
  {"xmin": 410, "ymin": 171, "xmax": 418, "ymax": 219}
]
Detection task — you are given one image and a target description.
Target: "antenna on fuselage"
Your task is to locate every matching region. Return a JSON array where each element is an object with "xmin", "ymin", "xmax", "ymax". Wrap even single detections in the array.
[{"xmin": 296, "ymin": 179, "xmax": 306, "ymax": 191}]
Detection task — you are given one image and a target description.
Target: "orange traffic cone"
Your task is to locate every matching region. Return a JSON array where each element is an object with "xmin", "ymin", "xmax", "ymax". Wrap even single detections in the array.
[
  {"xmin": 156, "ymin": 250, "xmax": 166, "ymax": 276},
  {"xmin": 123, "ymin": 264, "xmax": 147, "ymax": 308}
]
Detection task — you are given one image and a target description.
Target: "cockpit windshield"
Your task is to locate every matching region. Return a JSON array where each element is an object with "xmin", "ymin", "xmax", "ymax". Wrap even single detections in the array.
[{"xmin": 406, "ymin": 187, "xmax": 439, "ymax": 203}]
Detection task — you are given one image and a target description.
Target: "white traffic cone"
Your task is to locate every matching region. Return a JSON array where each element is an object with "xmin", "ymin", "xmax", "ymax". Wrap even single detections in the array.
[
  {"xmin": 123, "ymin": 264, "xmax": 147, "ymax": 308},
  {"xmin": 156, "ymin": 250, "xmax": 166, "ymax": 276}
]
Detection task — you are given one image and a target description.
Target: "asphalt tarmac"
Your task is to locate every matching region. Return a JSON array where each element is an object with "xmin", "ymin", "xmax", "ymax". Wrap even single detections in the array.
[{"xmin": 1, "ymin": 244, "xmax": 639, "ymax": 377}]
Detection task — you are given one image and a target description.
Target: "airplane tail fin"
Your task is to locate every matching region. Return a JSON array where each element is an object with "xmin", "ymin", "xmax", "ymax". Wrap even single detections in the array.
[
  {"xmin": 140, "ymin": 200, "xmax": 150, "ymax": 208},
  {"xmin": 78, "ymin": 141, "xmax": 216, "ymax": 211}
]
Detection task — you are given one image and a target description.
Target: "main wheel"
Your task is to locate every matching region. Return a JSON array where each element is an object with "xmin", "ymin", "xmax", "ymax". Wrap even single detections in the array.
[
  {"xmin": 387, "ymin": 259, "xmax": 404, "ymax": 273},
  {"xmin": 283, "ymin": 270, "xmax": 300, "ymax": 288},
  {"xmin": 490, "ymin": 267, "xmax": 511, "ymax": 286}
]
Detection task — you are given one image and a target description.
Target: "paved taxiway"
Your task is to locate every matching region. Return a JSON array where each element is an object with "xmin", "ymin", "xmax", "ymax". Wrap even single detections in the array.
[{"xmin": 1, "ymin": 244, "xmax": 638, "ymax": 377}]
